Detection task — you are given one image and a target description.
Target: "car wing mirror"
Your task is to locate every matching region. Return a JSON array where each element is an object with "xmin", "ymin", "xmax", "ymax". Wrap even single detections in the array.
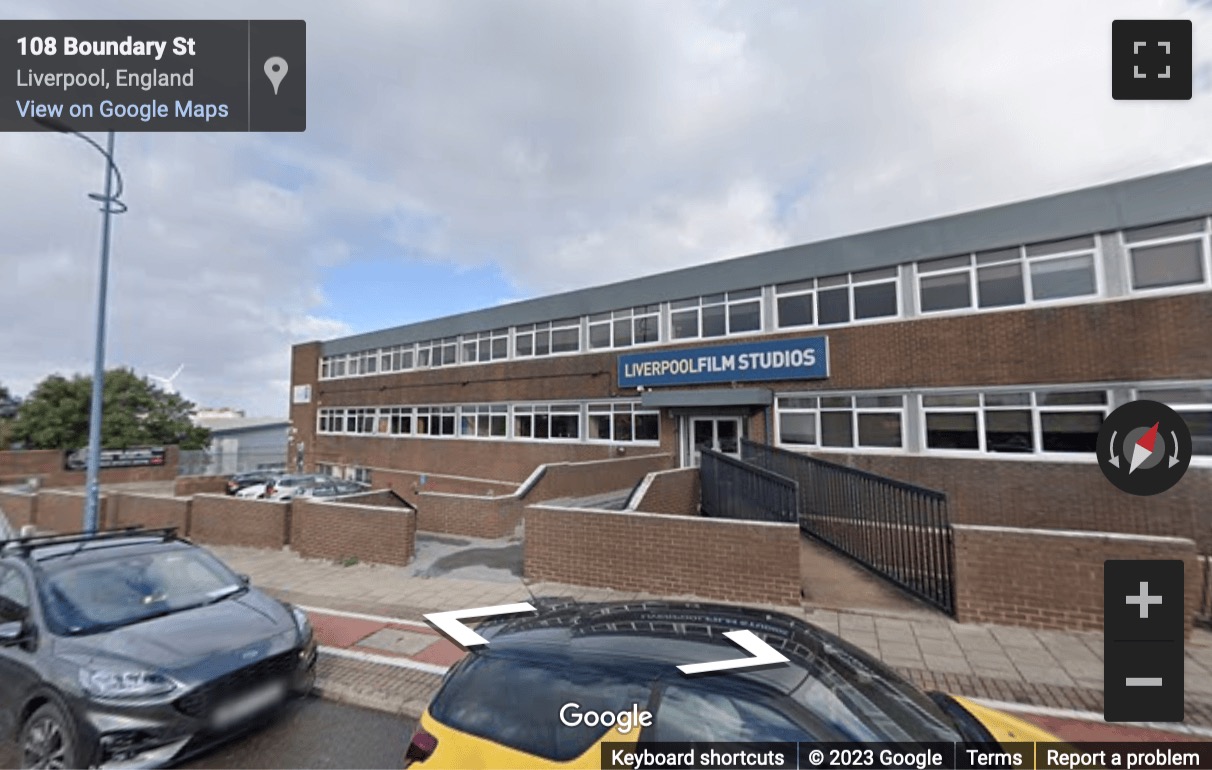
[
  {"xmin": 0, "ymin": 619, "xmax": 27, "ymax": 646},
  {"xmin": 237, "ymin": 573, "xmax": 251, "ymax": 586}
]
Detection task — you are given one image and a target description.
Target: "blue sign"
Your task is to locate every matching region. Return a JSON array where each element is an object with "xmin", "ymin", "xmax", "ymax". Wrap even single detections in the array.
[{"xmin": 618, "ymin": 336, "xmax": 828, "ymax": 388}]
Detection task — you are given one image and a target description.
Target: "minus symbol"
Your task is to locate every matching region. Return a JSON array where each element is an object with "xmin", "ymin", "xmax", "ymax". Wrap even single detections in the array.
[{"xmin": 1125, "ymin": 677, "xmax": 1163, "ymax": 687}]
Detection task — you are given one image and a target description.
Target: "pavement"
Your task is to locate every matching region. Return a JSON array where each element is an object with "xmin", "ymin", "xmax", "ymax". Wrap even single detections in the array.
[{"xmin": 207, "ymin": 540, "xmax": 1212, "ymax": 737}]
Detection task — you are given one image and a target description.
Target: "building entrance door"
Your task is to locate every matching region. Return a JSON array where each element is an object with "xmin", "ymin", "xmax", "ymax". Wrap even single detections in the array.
[{"xmin": 685, "ymin": 416, "xmax": 743, "ymax": 467}]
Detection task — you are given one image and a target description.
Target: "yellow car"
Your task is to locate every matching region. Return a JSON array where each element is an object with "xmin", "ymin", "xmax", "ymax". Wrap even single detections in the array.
[{"xmin": 404, "ymin": 601, "xmax": 1057, "ymax": 769}]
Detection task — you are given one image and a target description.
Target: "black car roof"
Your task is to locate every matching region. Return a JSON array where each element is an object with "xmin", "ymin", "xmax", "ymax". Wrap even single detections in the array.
[{"xmin": 472, "ymin": 600, "xmax": 842, "ymax": 695}]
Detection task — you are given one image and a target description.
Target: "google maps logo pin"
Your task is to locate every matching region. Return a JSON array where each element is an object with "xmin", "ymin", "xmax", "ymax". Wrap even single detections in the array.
[{"xmin": 264, "ymin": 56, "xmax": 289, "ymax": 95}]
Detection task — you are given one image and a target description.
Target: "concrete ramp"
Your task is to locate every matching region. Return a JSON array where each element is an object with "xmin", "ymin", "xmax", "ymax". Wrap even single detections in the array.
[{"xmin": 800, "ymin": 535, "xmax": 942, "ymax": 618}]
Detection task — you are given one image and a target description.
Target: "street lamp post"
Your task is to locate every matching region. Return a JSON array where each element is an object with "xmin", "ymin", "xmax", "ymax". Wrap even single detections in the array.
[{"xmin": 33, "ymin": 119, "xmax": 126, "ymax": 533}]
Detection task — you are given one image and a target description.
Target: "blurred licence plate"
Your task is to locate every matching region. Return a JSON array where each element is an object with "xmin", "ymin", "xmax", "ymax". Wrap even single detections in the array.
[{"xmin": 210, "ymin": 681, "xmax": 286, "ymax": 729}]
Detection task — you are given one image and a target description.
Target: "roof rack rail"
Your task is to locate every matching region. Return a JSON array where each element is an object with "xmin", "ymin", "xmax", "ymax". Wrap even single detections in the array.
[{"xmin": 0, "ymin": 525, "xmax": 179, "ymax": 555}]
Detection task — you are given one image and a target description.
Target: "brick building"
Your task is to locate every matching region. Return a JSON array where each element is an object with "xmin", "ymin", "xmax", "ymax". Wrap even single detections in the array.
[{"xmin": 290, "ymin": 164, "xmax": 1211, "ymax": 533}]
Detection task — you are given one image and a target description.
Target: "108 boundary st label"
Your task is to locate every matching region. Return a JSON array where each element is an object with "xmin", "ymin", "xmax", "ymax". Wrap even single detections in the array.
[{"xmin": 0, "ymin": 20, "xmax": 305, "ymax": 131}]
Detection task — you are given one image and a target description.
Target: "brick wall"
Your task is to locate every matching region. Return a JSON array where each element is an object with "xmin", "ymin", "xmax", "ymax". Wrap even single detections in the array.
[
  {"xmin": 524, "ymin": 505, "xmax": 800, "ymax": 606},
  {"xmin": 175, "ymin": 475, "xmax": 230, "ymax": 497},
  {"xmin": 291, "ymin": 498, "xmax": 416, "ymax": 566},
  {"xmin": 954, "ymin": 524, "xmax": 1201, "ymax": 636},
  {"xmin": 335, "ymin": 489, "xmax": 414, "ymax": 509},
  {"xmin": 36, "ymin": 490, "xmax": 109, "ymax": 532},
  {"xmin": 822, "ymin": 453, "xmax": 1212, "ymax": 552},
  {"xmin": 189, "ymin": 494, "xmax": 288, "ymax": 549},
  {"xmin": 523, "ymin": 454, "xmax": 675, "ymax": 502},
  {"xmin": 312, "ymin": 434, "xmax": 668, "ymax": 485},
  {"xmin": 0, "ymin": 447, "xmax": 180, "ymax": 488},
  {"xmin": 416, "ymin": 492, "xmax": 523, "ymax": 539},
  {"xmin": 370, "ymin": 468, "xmax": 516, "ymax": 497},
  {"xmin": 108, "ymin": 493, "xmax": 190, "ymax": 531},
  {"xmin": 0, "ymin": 490, "xmax": 37, "ymax": 529},
  {"xmin": 630, "ymin": 468, "xmax": 700, "ymax": 516}
]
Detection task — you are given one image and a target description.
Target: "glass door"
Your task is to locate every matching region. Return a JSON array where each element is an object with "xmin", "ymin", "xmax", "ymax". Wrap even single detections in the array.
[{"xmin": 686, "ymin": 417, "xmax": 743, "ymax": 466}]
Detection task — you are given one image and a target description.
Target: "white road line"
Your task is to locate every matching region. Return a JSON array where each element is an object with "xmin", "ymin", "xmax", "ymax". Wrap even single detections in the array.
[
  {"xmin": 298, "ymin": 604, "xmax": 432, "ymax": 629},
  {"xmin": 968, "ymin": 697, "xmax": 1212, "ymax": 738},
  {"xmin": 319, "ymin": 646, "xmax": 451, "ymax": 676}
]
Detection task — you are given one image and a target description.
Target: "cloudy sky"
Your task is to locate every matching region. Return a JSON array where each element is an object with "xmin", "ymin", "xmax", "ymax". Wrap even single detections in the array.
[{"xmin": 3, "ymin": 0, "xmax": 1211, "ymax": 417}]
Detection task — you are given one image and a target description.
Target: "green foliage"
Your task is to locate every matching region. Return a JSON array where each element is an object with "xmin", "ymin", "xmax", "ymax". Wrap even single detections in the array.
[{"xmin": 10, "ymin": 368, "xmax": 211, "ymax": 451}]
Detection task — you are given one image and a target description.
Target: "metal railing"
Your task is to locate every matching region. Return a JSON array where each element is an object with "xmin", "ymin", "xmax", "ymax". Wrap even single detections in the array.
[
  {"xmin": 699, "ymin": 449, "xmax": 798, "ymax": 524},
  {"xmin": 741, "ymin": 440, "xmax": 956, "ymax": 617},
  {"xmin": 1200, "ymin": 556, "xmax": 1211, "ymax": 629}
]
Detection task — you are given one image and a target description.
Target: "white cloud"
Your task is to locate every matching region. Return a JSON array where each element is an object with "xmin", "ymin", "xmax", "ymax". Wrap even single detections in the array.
[{"xmin": 2, "ymin": 0, "xmax": 1210, "ymax": 418}]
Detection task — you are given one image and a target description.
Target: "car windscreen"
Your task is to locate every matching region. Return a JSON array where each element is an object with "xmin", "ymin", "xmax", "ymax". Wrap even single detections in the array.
[
  {"xmin": 789, "ymin": 639, "xmax": 962, "ymax": 742},
  {"xmin": 428, "ymin": 653, "xmax": 654, "ymax": 762},
  {"xmin": 36, "ymin": 547, "xmax": 245, "ymax": 636}
]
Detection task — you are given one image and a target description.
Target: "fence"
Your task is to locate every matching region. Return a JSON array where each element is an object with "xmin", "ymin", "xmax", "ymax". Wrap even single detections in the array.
[
  {"xmin": 741, "ymin": 440, "xmax": 956, "ymax": 617},
  {"xmin": 178, "ymin": 449, "xmax": 287, "ymax": 477},
  {"xmin": 699, "ymin": 449, "xmax": 797, "ymax": 524}
]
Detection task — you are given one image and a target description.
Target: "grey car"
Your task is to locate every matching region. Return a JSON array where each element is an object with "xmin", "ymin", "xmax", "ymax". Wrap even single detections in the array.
[{"xmin": 0, "ymin": 527, "xmax": 317, "ymax": 768}]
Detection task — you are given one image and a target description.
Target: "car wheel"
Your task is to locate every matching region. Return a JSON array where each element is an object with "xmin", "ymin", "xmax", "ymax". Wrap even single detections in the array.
[{"xmin": 20, "ymin": 701, "xmax": 85, "ymax": 770}]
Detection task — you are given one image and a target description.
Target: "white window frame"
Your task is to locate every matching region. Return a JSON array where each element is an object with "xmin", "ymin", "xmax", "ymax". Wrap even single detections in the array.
[
  {"xmin": 1121, "ymin": 217, "xmax": 1212, "ymax": 296},
  {"xmin": 415, "ymin": 405, "xmax": 457, "ymax": 437},
  {"xmin": 774, "ymin": 268, "xmax": 901, "ymax": 330},
  {"xmin": 916, "ymin": 238, "xmax": 1101, "ymax": 318},
  {"xmin": 510, "ymin": 402, "xmax": 583, "ymax": 442},
  {"xmin": 585, "ymin": 401, "xmax": 661, "ymax": 444},
  {"xmin": 921, "ymin": 388, "xmax": 1108, "ymax": 461},
  {"xmin": 587, "ymin": 305, "xmax": 663, "ymax": 350},
  {"xmin": 513, "ymin": 318, "xmax": 582, "ymax": 359},
  {"xmin": 1132, "ymin": 381, "xmax": 1212, "ymax": 465},
  {"xmin": 458, "ymin": 404, "xmax": 509, "ymax": 439},
  {"xmin": 774, "ymin": 393, "xmax": 906, "ymax": 452},
  {"xmin": 461, "ymin": 329, "xmax": 510, "ymax": 364},
  {"xmin": 668, "ymin": 288, "xmax": 764, "ymax": 341}
]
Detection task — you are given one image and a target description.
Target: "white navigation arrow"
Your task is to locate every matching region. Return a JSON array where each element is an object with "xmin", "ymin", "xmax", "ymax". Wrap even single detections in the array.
[
  {"xmin": 1169, "ymin": 431, "xmax": 1181, "ymax": 468},
  {"xmin": 424, "ymin": 602, "xmax": 536, "ymax": 648},
  {"xmin": 676, "ymin": 630, "xmax": 789, "ymax": 675}
]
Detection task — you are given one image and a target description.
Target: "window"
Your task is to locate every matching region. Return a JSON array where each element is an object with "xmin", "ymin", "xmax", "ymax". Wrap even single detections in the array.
[
  {"xmin": 427, "ymin": 654, "xmax": 654, "ymax": 763},
  {"xmin": 462, "ymin": 329, "xmax": 510, "ymax": 363},
  {"xmin": 652, "ymin": 685, "xmax": 808, "ymax": 742},
  {"xmin": 1124, "ymin": 218, "xmax": 1208, "ymax": 291},
  {"xmin": 1136, "ymin": 384, "xmax": 1212, "ymax": 456},
  {"xmin": 350, "ymin": 467, "xmax": 372, "ymax": 484},
  {"xmin": 775, "ymin": 269, "xmax": 898, "ymax": 329},
  {"xmin": 923, "ymin": 389, "xmax": 1106, "ymax": 455},
  {"xmin": 776, "ymin": 394, "xmax": 904, "ymax": 450},
  {"xmin": 515, "ymin": 318, "xmax": 581, "ymax": 357},
  {"xmin": 588, "ymin": 305, "xmax": 661, "ymax": 349},
  {"xmin": 1025, "ymin": 236, "xmax": 1097, "ymax": 301},
  {"xmin": 513, "ymin": 404, "xmax": 580, "ymax": 440},
  {"xmin": 386, "ymin": 406, "xmax": 413, "ymax": 436},
  {"xmin": 460, "ymin": 405, "xmax": 508, "ymax": 438},
  {"xmin": 586, "ymin": 402, "xmax": 660, "ymax": 443},
  {"xmin": 417, "ymin": 337, "xmax": 459, "ymax": 367},
  {"xmin": 416, "ymin": 406, "xmax": 457, "ymax": 437},
  {"xmin": 0, "ymin": 567, "xmax": 29, "ymax": 623},
  {"xmin": 670, "ymin": 289, "xmax": 762, "ymax": 339},
  {"xmin": 918, "ymin": 239, "xmax": 1097, "ymax": 314},
  {"xmin": 380, "ymin": 345, "xmax": 415, "ymax": 373}
]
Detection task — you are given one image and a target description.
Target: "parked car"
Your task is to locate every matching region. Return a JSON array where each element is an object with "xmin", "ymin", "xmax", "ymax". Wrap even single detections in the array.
[
  {"xmin": 265, "ymin": 474, "xmax": 333, "ymax": 502},
  {"xmin": 0, "ymin": 526, "xmax": 316, "ymax": 768},
  {"xmin": 295, "ymin": 480, "xmax": 371, "ymax": 500},
  {"xmin": 403, "ymin": 600, "xmax": 1058, "ymax": 768},
  {"xmin": 225, "ymin": 470, "xmax": 282, "ymax": 496},
  {"xmin": 233, "ymin": 474, "xmax": 326, "ymax": 501}
]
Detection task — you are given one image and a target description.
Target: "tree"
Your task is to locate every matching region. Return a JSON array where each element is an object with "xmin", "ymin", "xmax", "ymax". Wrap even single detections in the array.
[
  {"xmin": 10, "ymin": 368, "xmax": 211, "ymax": 451},
  {"xmin": 0, "ymin": 383, "xmax": 18, "ymax": 447}
]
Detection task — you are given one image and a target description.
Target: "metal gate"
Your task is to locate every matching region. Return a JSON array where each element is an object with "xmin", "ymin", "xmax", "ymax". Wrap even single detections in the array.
[
  {"xmin": 699, "ymin": 449, "xmax": 797, "ymax": 524},
  {"xmin": 742, "ymin": 440, "xmax": 956, "ymax": 617}
]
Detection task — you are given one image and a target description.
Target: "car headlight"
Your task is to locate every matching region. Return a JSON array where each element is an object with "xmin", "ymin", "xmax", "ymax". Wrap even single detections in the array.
[
  {"xmin": 291, "ymin": 606, "xmax": 312, "ymax": 637},
  {"xmin": 79, "ymin": 668, "xmax": 177, "ymax": 698}
]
